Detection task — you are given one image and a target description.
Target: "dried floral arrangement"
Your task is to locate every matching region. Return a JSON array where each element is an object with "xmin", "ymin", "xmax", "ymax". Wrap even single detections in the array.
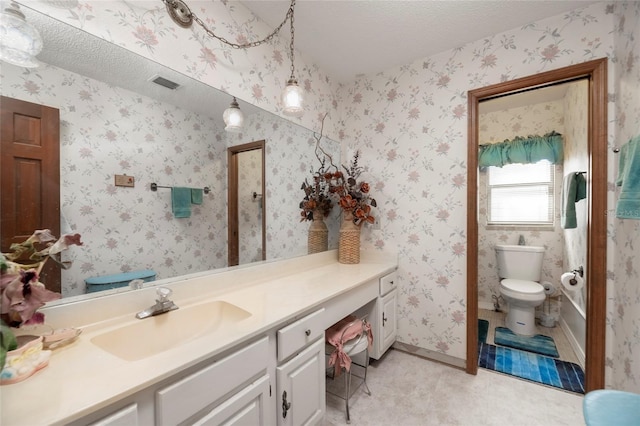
[
  {"xmin": 300, "ymin": 113, "xmax": 335, "ymax": 222},
  {"xmin": 330, "ymin": 150, "xmax": 377, "ymax": 226},
  {"xmin": 300, "ymin": 159, "xmax": 334, "ymax": 221},
  {"xmin": 299, "ymin": 115, "xmax": 376, "ymax": 227}
]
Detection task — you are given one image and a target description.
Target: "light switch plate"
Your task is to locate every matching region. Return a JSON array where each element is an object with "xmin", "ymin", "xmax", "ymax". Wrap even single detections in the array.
[{"xmin": 114, "ymin": 174, "xmax": 135, "ymax": 187}]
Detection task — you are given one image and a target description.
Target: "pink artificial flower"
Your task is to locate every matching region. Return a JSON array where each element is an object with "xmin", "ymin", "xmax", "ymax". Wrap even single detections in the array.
[{"xmin": 1, "ymin": 270, "xmax": 60, "ymax": 326}]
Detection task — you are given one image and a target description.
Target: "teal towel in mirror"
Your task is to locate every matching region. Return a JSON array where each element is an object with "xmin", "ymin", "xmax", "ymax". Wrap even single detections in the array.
[
  {"xmin": 191, "ymin": 188, "xmax": 203, "ymax": 205},
  {"xmin": 616, "ymin": 135, "xmax": 640, "ymax": 219},
  {"xmin": 171, "ymin": 187, "xmax": 191, "ymax": 218},
  {"xmin": 561, "ymin": 172, "xmax": 586, "ymax": 229}
]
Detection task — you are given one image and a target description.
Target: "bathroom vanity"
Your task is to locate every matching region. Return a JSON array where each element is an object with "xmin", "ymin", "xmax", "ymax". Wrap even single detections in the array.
[{"xmin": 1, "ymin": 251, "xmax": 397, "ymax": 425}]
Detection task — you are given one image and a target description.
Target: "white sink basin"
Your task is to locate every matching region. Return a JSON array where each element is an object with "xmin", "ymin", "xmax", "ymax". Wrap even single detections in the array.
[{"xmin": 91, "ymin": 300, "xmax": 251, "ymax": 361}]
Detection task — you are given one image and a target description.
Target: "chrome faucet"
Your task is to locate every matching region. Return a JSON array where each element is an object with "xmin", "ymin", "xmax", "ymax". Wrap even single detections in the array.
[{"xmin": 135, "ymin": 287, "xmax": 179, "ymax": 319}]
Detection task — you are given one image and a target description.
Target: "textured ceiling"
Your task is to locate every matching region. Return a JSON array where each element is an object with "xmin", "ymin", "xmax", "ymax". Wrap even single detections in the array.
[
  {"xmin": 242, "ymin": 0, "xmax": 599, "ymax": 83},
  {"xmin": 24, "ymin": 5, "xmax": 260, "ymax": 120}
]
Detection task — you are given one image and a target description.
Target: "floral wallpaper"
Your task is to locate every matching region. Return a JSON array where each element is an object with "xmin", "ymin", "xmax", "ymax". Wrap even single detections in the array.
[
  {"xmin": 225, "ymin": 112, "xmax": 342, "ymax": 263},
  {"xmin": 337, "ymin": 2, "xmax": 616, "ymax": 368},
  {"xmin": 561, "ymin": 80, "xmax": 589, "ymax": 314},
  {"xmin": 611, "ymin": 1, "xmax": 640, "ymax": 390},
  {"xmin": 477, "ymin": 99, "xmax": 566, "ymax": 313},
  {"xmin": 1, "ymin": 53, "xmax": 340, "ymax": 298},
  {"xmin": 27, "ymin": 0, "xmax": 342, "ymax": 140},
  {"xmin": 1, "ymin": 62, "xmax": 227, "ymax": 297},
  {"xmin": 15, "ymin": 0, "xmax": 640, "ymax": 392}
]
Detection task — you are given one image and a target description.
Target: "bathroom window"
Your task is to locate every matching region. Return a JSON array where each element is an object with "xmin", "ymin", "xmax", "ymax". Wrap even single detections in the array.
[{"xmin": 487, "ymin": 160, "xmax": 555, "ymax": 225}]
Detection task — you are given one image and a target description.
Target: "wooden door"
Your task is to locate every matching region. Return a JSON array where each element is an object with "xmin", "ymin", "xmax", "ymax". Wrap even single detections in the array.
[{"xmin": 1, "ymin": 96, "xmax": 61, "ymax": 292}]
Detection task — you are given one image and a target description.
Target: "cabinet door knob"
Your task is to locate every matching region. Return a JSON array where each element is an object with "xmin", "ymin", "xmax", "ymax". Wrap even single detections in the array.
[
  {"xmin": 282, "ymin": 390, "xmax": 292, "ymax": 418},
  {"xmin": 305, "ymin": 329, "xmax": 311, "ymax": 336},
  {"xmin": 382, "ymin": 312, "xmax": 388, "ymax": 326}
]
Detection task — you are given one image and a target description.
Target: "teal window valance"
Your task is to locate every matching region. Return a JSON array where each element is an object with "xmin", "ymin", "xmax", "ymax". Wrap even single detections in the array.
[{"xmin": 478, "ymin": 131, "xmax": 564, "ymax": 168}]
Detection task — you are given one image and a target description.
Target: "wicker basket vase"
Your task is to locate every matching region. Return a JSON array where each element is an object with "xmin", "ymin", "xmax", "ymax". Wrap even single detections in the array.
[
  {"xmin": 308, "ymin": 211, "xmax": 329, "ymax": 254},
  {"xmin": 338, "ymin": 212, "xmax": 361, "ymax": 264}
]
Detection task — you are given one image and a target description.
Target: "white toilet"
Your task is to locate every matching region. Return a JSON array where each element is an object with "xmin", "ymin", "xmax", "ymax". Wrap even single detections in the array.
[{"xmin": 495, "ymin": 244, "xmax": 546, "ymax": 336}]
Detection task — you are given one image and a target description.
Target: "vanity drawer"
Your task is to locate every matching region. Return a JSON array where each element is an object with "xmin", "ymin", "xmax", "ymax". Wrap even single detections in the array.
[
  {"xmin": 380, "ymin": 270, "xmax": 398, "ymax": 295},
  {"xmin": 277, "ymin": 308, "xmax": 325, "ymax": 362},
  {"xmin": 156, "ymin": 336, "xmax": 268, "ymax": 426}
]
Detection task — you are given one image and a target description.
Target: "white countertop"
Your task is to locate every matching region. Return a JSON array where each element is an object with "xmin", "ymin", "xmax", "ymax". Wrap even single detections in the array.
[{"xmin": 0, "ymin": 251, "xmax": 397, "ymax": 425}]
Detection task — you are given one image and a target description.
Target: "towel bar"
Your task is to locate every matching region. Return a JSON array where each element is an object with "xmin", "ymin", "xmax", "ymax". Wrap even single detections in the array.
[{"xmin": 150, "ymin": 183, "xmax": 210, "ymax": 194}]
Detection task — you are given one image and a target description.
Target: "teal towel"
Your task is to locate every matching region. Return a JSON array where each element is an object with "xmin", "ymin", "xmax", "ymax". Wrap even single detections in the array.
[
  {"xmin": 191, "ymin": 188, "xmax": 203, "ymax": 205},
  {"xmin": 171, "ymin": 187, "xmax": 191, "ymax": 218},
  {"xmin": 616, "ymin": 135, "xmax": 640, "ymax": 219},
  {"xmin": 561, "ymin": 172, "xmax": 586, "ymax": 229}
]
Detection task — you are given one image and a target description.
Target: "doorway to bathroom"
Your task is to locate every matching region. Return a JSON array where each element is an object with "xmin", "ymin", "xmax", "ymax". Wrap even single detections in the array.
[
  {"xmin": 227, "ymin": 140, "xmax": 265, "ymax": 267},
  {"xmin": 466, "ymin": 59, "xmax": 608, "ymax": 392}
]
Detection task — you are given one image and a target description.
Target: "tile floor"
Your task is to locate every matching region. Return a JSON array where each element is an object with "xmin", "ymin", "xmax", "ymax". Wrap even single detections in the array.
[
  {"xmin": 324, "ymin": 348, "xmax": 585, "ymax": 426},
  {"xmin": 478, "ymin": 308, "xmax": 583, "ymax": 368}
]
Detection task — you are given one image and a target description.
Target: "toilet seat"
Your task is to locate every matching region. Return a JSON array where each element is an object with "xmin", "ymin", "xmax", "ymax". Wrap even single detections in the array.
[
  {"xmin": 500, "ymin": 279, "xmax": 544, "ymax": 293},
  {"xmin": 499, "ymin": 279, "xmax": 545, "ymax": 302}
]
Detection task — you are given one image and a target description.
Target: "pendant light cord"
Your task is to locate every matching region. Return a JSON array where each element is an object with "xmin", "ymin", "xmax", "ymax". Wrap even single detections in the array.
[
  {"xmin": 162, "ymin": 0, "xmax": 296, "ymax": 51},
  {"xmin": 288, "ymin": 2, "xmax": 296, "ymax": 80}
]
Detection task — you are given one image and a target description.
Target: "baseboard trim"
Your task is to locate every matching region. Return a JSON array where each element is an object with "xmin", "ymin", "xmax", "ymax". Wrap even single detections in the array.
[{"xmin": 393, "ymin": 341, "xmax": 466, "ymax": 370}]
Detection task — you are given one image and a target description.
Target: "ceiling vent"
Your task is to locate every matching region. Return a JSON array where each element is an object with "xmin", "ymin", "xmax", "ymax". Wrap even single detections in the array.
[{"xmin": 149, "ymin": 75, "xmax": 180, "ymax": 90}]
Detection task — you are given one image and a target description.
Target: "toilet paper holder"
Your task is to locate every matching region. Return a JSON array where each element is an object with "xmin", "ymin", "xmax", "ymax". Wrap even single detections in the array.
[{"xmin": 572, "ymin": 266, "xmax": 584, "ymax": 278}]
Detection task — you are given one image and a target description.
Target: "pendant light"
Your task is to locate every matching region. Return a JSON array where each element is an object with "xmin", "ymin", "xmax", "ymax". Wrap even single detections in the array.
[
  {"xmin": 0, "ymin": 1, "xmax": 43, "ymax": 68},
  {"xmin": 223, "ymin": 97, "xmax": 244, "ymax": 133},
  {"xmin": 163, "ymin": 0, "xmax": 304, "ymax": 117},
  {"xmin": 281, "ymin": 1, "xmax": 303, "ymax": 117}
]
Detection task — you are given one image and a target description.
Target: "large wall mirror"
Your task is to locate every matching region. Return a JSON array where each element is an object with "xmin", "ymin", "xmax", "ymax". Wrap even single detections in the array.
[
  {"xmin": 0, "ymin": 6, "xmax": 340, "ymax": 301},
  {"xmin": 467, "ymin": 59, "xmax": 607, "ymax": 392}
]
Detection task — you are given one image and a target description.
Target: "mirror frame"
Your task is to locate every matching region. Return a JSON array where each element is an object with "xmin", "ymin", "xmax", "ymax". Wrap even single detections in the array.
[{"xmin": 466, "ymin": 58, "xmax": 608, "ymax": 392}]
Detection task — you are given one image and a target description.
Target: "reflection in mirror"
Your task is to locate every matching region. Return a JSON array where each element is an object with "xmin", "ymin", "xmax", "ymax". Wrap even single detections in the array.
[
  {"xmin": 228, "ymin": 141, "xmax": 266, "ymax": 267},
  {"xmin": 0, "ymin": 6, "xmax": 340, "ymax": 300},
  {"xmin": 477, "ymin": 79, "xmax": 589, "ymax": 368}
]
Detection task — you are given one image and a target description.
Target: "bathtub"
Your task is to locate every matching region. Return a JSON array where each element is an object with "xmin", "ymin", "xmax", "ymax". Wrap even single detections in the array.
[{"xmin": 559, "ymin": 288, "xmax": 586, "ymax": 367}]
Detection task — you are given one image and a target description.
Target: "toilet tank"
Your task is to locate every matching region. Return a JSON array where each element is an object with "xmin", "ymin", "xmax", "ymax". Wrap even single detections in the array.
[{"xmin": 495, "ymin": 245, "xmax": 544, "ymax": 281}]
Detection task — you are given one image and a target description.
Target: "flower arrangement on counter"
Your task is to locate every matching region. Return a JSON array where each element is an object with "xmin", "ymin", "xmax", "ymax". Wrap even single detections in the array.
[
  {"xmin": 299, "ymin": 113, "xmax": 335, "ymax": 222},
  {"xmin": 1, "ymin": 230, "xmax": 83, "ymax": 375},
  {"xmin": 330, "ymin": 151, "xmax": 377, "ymax": 226},
  {"xmin": 299, "ymin": 158, "xmax": 334, "ymax": 222}
]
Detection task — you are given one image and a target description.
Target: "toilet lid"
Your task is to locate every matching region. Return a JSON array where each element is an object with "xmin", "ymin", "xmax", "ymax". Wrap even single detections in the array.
[{"xmin": 500, "ymin": 279, "xmax": 544, "ymax": 294}]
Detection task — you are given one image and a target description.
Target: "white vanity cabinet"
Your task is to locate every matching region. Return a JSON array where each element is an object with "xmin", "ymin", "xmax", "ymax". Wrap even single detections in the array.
[
  {"xmin": 72, "ymin": 337, "xmax": 272, "ymax": 426},
  {"xmin": 370, "ymin": 270, "xmax": 398, "ymax": 359},
  {"xmin": 88, "ymin": 404, "xmax": 139, "ymax": 426},
  {"xmin": 275, "ymin": 309, "xmax": 326, "ymax": 426},
  {"xmin": 155, "ymin": 336, "xmax": 271, "ymax": 425},
  {"xmin": 5, "ymin": 251, "xmax": 399, "ymax": 426}
]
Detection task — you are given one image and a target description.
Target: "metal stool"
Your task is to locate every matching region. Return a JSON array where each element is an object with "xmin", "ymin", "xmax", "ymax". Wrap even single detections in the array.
[{"xmin": 325, "ymin": 316, "xmax": 372, "ymax": 424}]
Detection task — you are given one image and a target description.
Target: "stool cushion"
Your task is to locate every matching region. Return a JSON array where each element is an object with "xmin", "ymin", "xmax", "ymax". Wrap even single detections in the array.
[{"xmin": 583, "ymin": 390, "xmax": 640, "ymax": 426}]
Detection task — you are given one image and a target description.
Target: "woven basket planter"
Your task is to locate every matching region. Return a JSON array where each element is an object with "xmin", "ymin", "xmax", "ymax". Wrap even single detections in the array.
[
  {"xmin": 338, "ymin": 213, "xmax": 361, "ymax": 264},
  {"xmin": 308, "ymin": 213, "xmax": 328, "ymax": 254}
]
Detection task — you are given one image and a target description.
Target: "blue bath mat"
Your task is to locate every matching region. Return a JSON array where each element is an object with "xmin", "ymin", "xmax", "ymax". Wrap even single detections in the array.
[
  {"xmin": 478, "ymin": 342, "xmax": 584, "ymax": 394},
  {"xmin": 478, "ymin": 319, "xmax": 489, "ymax": 343},
  {"xmin": 494, "ymin": 326, "xmax": 559, "ymax": 358}
]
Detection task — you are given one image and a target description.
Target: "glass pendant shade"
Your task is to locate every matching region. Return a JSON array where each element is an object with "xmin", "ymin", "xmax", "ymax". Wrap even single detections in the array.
[
  {"xmin": 282, "ymin": 78, "xmax": 304, "ymax": 117},
  {"xmin": 0, "ymin": 2, "xmax": 43, "ymax": 68},
  {"xmin": 223, "ymin": 98, "xmax": 244, "ymax": 133}
]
